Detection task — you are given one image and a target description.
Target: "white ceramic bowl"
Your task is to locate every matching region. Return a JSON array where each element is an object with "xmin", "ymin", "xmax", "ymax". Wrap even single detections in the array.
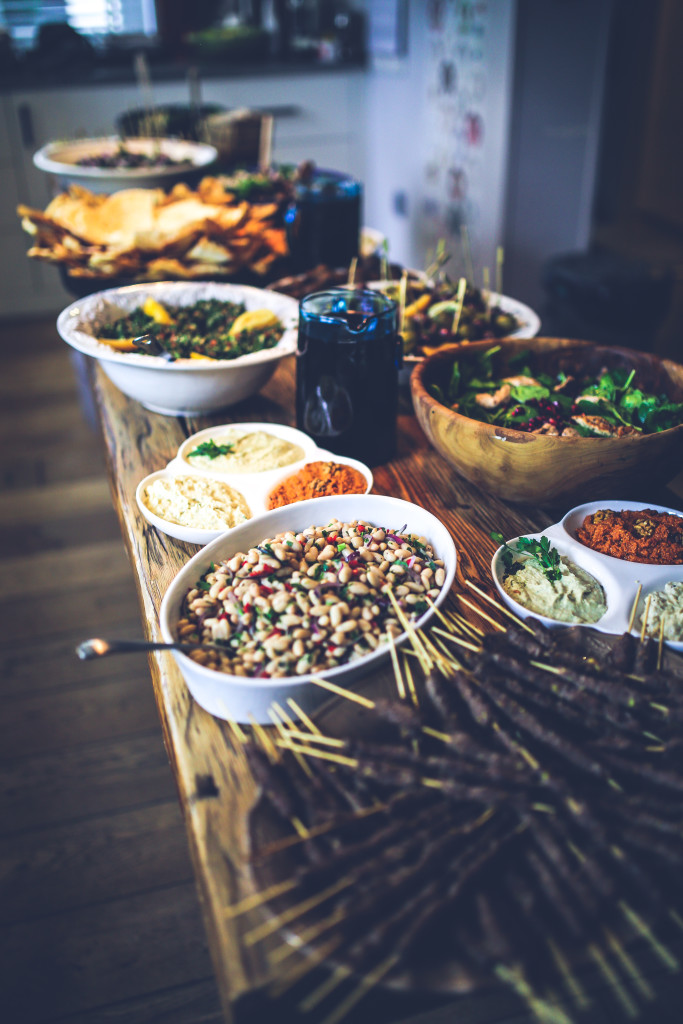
[
  {"xmin": 159, "ymin": 494, "xmax": 457, "ymax": 722},
  {"xmin": 492, "ymin": 498, "xmax": 683, "ymax": 648},
  {"xmin": 33, "ymin": 136, "xmax": 218, "ymax": 193},
  {"xmin": 56, "ymin": 281, "xmax": 299, "ymax": 415},
  {"xmin": 136, "ymin": 421, "xmax": 373, "ymax": 545}
]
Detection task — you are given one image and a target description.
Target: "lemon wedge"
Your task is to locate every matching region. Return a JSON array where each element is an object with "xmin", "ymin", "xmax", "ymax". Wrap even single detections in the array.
[
  {"xmin": 142, "ymin": 297, "xmax": 175, "ymax": 324},
  {"xmin": 189, "ymin": 352, "xmax": 217, "ymax": 361},
  {"xmin": 97, "ymin": 337, "xmax": 139, "ymax": 352},
  {"xmin": 229, "ymin": 308, "xmax": 279, "ymax": 336}
]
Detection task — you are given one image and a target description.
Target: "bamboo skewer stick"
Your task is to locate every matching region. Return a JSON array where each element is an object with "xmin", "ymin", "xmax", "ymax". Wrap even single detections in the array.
[
  {"xmin": 450, "ymin": 276, "xmax": 468, "ymax": 336},
  {"xmin": 286, "ymin": 697, "xmax": 322, "ymax": 735},
  {"xmin": 319, "ymin": 954, "xmax": 400, "ymax": 1024},
  {"xmin": 460, "ymin": 224, "xmax": 475, "ymax": 284},
  {"xmin": 309, "ymin": 676, "xmax": 375, "ymax": 709},
  {"xmin": 640, "ymin": 594, "xmax": 653, "ymax": 642},
  {"xmin": 465, "ymin": 579, "xmax": 536, "ymax": 632},
  {"xmin": 588, "ymin": 943, "xmax": 639, "ymax": 1019},
  {"xmin": 456, "ymin": 593, "xmax": 506, "ymax": 631},
  {"xmin": 346, "ymin": 256, "xmax": 358, "ymax": 288},
  {"xmin": 628, "ymin": 583, "xmax": 643, "ymax": 633}
]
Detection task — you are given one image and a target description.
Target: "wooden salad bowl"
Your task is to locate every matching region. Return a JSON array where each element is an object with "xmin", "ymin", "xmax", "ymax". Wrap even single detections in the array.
[{"xmin": 410, "ymin": 337, "xmax": 683, "ymax": 506}]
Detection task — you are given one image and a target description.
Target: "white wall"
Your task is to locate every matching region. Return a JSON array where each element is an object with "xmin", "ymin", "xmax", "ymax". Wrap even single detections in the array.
[{"xmin": 361, "ymin": 0, "xmax": 516, "ymax": 285}]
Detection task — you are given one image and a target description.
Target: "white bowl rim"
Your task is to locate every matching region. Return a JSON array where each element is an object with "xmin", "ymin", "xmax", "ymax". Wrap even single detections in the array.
[
  {"xmin": 159, "ymin": 494, "xmax": 457, "ymax": 689},
  {"xmin": 56, "ymin": 281, "xmax": 299, "ymax": 370},
  {"xmin": 33, "ymin": 136, "xmax": 218, "ymax": 179}
]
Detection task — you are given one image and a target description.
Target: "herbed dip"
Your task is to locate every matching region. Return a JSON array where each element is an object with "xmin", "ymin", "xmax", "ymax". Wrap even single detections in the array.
[
  {"xmin": 638, "ymin": 582, "xmax": 683, "ymax": 641},
  {"xmin": 502, "ymin": 554, "xmax": 607, "ymax": 624},
  {"xmin": 142, "ymin": 475, "xmax": 251, "ymax": 530},
  {"xmin": 184, "ymin": 429, "xmax": 305, "ymax": 474}
]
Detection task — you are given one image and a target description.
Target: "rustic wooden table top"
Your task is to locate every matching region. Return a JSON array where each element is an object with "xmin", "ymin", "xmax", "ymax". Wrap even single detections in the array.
[{"xmin": 90, "ymin": 355, "xmax": 683, "ymax": 1024}]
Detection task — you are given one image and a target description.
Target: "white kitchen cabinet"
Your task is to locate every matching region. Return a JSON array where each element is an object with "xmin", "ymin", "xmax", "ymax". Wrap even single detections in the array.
[{"xmin": 0, "ymin": 69, "xmax": 367, "ymax": 318}]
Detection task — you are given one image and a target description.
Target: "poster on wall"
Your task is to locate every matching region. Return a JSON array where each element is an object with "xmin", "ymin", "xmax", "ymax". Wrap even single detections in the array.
[{"xmin": 418, "ymin": 0, "xmax": 515, "ymax": 288}]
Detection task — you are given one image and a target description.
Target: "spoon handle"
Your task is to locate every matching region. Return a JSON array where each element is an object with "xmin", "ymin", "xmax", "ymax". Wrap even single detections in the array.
[{"xmin": 76, "ymin": 638, "xmax": 208, "ymax": 660}]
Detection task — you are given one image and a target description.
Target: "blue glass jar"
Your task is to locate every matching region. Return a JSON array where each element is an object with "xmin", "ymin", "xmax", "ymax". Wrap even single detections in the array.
[
  {"xmin": 296, "ymin": 289, "xmax": 401, "ymax": 465},
  {"xmin": 289, "ymin": 170, "xmax": 362, "ymax": 271}
]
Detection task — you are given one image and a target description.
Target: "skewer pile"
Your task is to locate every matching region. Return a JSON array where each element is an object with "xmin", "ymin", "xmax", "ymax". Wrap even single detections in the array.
[{"xmin": 224, "ymin": 586, "xmax": 683, "ymax": 1024}]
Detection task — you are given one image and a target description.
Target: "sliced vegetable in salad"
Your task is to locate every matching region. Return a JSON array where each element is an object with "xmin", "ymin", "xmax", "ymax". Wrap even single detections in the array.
[
  {"xmin": 430, "ymin": 347, "xmax": 683, "ymax": 436},
  {"xmin": 97, "ymin": 298, "xmax": 284, "ymax": 361}
]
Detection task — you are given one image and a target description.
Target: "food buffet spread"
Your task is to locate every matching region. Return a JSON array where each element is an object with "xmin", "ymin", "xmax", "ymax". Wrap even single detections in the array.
[{"xmin": 16, "ymin": 160, "xmax": 683, "ymax": 1023}]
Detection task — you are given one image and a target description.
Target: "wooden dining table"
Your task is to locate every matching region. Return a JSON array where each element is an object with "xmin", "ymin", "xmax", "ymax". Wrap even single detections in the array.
[{"xmin": 88, "ymin": 353, "xmax": 683, "ymax": 1024}]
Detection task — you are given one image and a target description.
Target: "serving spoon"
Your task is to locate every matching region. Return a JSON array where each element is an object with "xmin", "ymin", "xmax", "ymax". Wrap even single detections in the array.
[
  {"xmin": 132, "ymin": 334, "xmax": 174, "ymax": 360},
  {"xmin": 76, "ymin": 638, "xmax": 225, "ymax": 660}
]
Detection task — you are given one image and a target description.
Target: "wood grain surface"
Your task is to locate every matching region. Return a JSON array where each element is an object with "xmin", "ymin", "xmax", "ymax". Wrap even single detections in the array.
[{"xmin": 90, "ymin": 353, "xmax": 683, "ymax": 1024}]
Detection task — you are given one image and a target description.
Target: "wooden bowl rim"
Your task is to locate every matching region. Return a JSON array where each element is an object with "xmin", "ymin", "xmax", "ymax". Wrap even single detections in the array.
[{"xmin": 410, "ymin": 337, "xmax": 683, "ymax": 442}]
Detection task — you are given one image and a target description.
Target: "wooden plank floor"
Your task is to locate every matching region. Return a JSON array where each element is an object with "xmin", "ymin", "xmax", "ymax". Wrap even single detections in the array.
[{"xmin": 0, "ymin": 318, "xmax": 223, "ymax": 1024}]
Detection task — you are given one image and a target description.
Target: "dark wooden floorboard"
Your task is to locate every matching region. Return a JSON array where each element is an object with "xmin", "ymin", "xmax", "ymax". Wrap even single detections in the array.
[{"xmin": 0, "ymin": 318, "xmax": 222, "ymax": 1022}]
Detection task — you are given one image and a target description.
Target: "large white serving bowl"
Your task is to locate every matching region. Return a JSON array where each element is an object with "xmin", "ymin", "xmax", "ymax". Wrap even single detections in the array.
[
  {"xmin": 56, "ymin": 281, "xmax": 299, "ymax": 415},
  {"xmin": 159, "ymin": 494, "xmax": 457, "ymax": 722},
  {"xmin": 33, "ymin": 136, "xmax": 218, "ymax": 193}
]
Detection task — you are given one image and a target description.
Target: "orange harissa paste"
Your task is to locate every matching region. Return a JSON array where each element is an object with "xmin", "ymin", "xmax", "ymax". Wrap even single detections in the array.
[
  {"xmin": 267, "ymin": 461, "xmax": 367, "ymax": 509},
  {"xmin": 576, "ymin": 509, "xmax": 683, "ymax": 564}
]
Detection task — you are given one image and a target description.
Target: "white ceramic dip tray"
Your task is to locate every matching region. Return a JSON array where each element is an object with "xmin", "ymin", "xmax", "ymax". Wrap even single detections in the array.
[
  {"xmin": 492, "ymin": 499, "xmax": 683, "ymax": 651},
  {"xmin": 136, "ymin": 421, "xmax": 373, "ymax": 545}
]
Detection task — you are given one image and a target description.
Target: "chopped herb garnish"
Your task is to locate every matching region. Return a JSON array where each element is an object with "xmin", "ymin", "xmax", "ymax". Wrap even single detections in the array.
[
  {"xmin": 197, "ymin": 580, "xmax": 212, "ymax": 591},
  {"xmin": 492, "ymin": 530, "xmax": 562, "ymax": 582},
  {"xmin": 189, "ymin": 439, "xmax": 235, "ymax": 459}
]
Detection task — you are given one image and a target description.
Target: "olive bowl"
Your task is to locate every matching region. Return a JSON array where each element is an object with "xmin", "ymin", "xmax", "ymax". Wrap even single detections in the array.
[{"xmin": 410, "ymin": 337, "xmax": 683, "ymax": 506}]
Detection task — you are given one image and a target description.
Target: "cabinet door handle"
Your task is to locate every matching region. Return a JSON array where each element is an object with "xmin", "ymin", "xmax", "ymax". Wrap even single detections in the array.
[{"xmin": 17, "ymin": 104, "xmax": 35, "ymax": 147}]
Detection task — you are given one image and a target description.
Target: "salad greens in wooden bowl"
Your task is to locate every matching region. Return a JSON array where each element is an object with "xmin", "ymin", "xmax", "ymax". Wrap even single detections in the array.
[{"xmin": 410, "ymin": 337, "xmax": 683, "ymax": 506}]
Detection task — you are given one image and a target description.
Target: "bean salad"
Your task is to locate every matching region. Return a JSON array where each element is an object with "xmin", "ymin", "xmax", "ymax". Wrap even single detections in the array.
[{"xmin": 177, "ymin": 519, "xmax": 447, "ymax": 678}]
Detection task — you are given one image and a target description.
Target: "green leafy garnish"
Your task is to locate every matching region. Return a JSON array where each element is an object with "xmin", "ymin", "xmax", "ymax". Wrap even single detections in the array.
[
  {"xmin": 189, "ymin": 439, "xmax": 235, "ymax": 459},
  {"xmin": 492, "ymin": 531, "xmax": 562, "ymax": 582}
]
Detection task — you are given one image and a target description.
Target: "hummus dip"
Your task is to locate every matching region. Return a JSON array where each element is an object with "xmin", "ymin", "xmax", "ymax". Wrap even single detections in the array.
[
  {"xmin": 185, "ymin": 429, "xmax": 305, "ymax": 474},
  {"xmin": 142, "ymin": 475, "xmax": 251, "ymax": 530},
  {"xmin": 502, "ymin": 554, "xmax": 606, "ymax": 624},
  {"xmin": 638, "ymin": 581, "xmax": 683, "ymax": 641}
]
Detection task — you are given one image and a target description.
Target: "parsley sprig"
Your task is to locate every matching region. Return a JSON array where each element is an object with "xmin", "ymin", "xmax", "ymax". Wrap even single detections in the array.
[
  {"xmin": 189, "ymin": 439, "xmax": 235, "ymax": 459},
  {"xmin": 491, "ymin": 531, "xmax": 562, "ymax": 582}
]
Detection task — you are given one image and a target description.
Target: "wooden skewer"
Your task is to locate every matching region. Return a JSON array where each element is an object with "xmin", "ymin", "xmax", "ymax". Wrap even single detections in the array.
[
  {"xmin": 268, "ymin": 707, "xmax": 314, "ymax": 784},
  {"xmin": 450, "ymin": 276, "xmax": 468, "ymax": 336},
  {"xmin": 657, "ymin": 615, "xmax": 666, "ymax": 671},
  {"xmin": 225, "ymin": 878, "xmax": 297, "ymax": 919},
  {"xmin": 270, "ymin": 904, "xmax": 348, "ymax": 966},
  {"xmin": 603, "ymin": 927, "xmax": 655, "ymax": 1002},
  {"xmin": 245, "ymin": 875, "xmax": 352, "ymax": 946},
  {"xmin": 546, "ymin": 938, "xmax": 591, "ymax": 1011},
  {"xmin": 319, "ymin": 954, "xmax": 400, "ymax": 1024},
  {"xmin": 299, "ymin": 963, "xmax": 353, "ymax": 1013},
  {"xmin": 588, "ymin": 943, "xmax": 639, "ymax": 1019},
  {"xmin": 456, "ymin": 593, "xmax": 506, "ymax": 632},
  {"xmin": 464, "ymin": 579, "xmax": 536, "ymax": 633},
  {"xmin": 402, "ymin": 652, "xmax": 420, "ymax": 708},
  {"xmin": 275, "ymin": 740, "xmax": 358, "ymax": 769},
  {"xmin": 628, "ymin": 582, "xmax": 643, "ymax": 633},
  {"xmin": 308, "ymin": 676, "xmax": 375, "ymax": 709},
  {"xmin": 640, "ymin": 593, "xmax": 652, "ymax": 642},
  {"xmin": 346, "ymin": 255, "xmax": 358, "ymax": 288},
  {"xmin": 432, "ymin": 626, "xmax": 480, "ymax": 652},
  {"xmin": 270, "ymin": 936, "xmax": 343, "ymax": 997},
  {"xmin": 248, "ymin": 714, "xmax": 279, "ymax": 763},
  {"xmin": 398, "ymin": 269, "xmax": 408, "ymax": 335},
  {"xmin": 620, "ymin": 901, "xmax": 680, "ymax": 970},
  {"xmin": 279, "ymin": 730, "xmax": 345, "ymax": 749},
  {"xmin": 460, "ymin": 223, "xmax": 474, "ymax": 284},
  {"xmin": 286, "ymin": 697, "xmax": 322, "ymax": 735},
  {"xmin": 388, "ymin": 633, "xmax": 406, "ymax": 700},
  {"xmin": 495, "ymin": 245, "xmax": 504, "ymax": 297}
]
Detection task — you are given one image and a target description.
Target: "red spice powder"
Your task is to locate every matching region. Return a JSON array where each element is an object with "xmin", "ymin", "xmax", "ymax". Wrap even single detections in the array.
[
  {"xmin": 576, "ymin": 508, "xmax": 683, "ymax": 564},
  {"xmin": 267, "ymin": 461, "xmax": 368, "ymax": 509}
]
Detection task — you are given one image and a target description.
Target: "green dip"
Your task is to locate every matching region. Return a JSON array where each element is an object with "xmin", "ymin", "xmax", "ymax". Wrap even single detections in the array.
[
  {"xmin": 502, "ymin": 554, "xmax": 606, "ymax": 624},
  {"xmin": 638, "ymin": 582, "xmax": 683, "ymax": 641}
]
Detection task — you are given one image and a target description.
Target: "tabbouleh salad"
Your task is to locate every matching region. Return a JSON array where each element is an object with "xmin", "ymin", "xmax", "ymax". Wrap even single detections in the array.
[{"xmin": 98, "ymin": 298, "xmax": 284, "ymax": 361}]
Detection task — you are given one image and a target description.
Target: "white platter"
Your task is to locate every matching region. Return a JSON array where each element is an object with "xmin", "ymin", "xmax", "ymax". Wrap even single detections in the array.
[
  {"xmin": 136, "ymin": 421, "xmax": 373, "ymax": 545},
  {"xmin": 33, "ymin": 136, "xmax": 217, "ymax": 192},
  {"xmin": 56, "ymin": 282, "xmax": 298, "ymax": 415},
  {"xmin": 159, "ymin": 494, "xmax": 457, "ymax": 722},
  {"xmin": 492, "ymin": 499, "xmax": 683, "ymax": 649}
]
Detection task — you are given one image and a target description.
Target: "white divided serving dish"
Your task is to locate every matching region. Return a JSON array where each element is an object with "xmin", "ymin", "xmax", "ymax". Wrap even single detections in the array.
[
  {"xmin": 136, "ymin": 421, "xmax": 373, "ymax": 545},
  {"xmin": 492, "ymin": 499, "xmax": 683, "ymax": 649},
  {"xmin": 159, "ymin": 493, "xmax": 457, "ymax": 723}
]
